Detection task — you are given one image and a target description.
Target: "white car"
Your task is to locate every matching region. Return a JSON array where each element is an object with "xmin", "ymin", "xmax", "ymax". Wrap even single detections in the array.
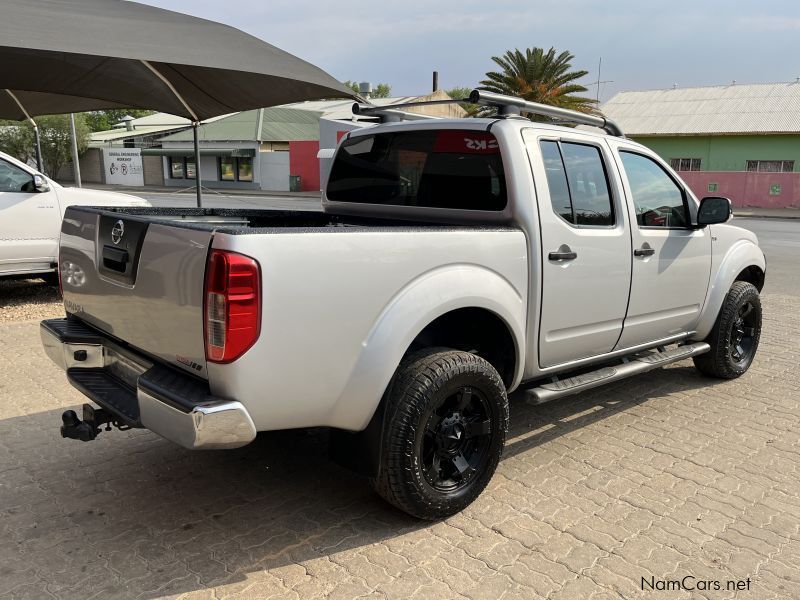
[{"xmin": 0, "ymin": 150, "xmax": 150, "ymax": 279}]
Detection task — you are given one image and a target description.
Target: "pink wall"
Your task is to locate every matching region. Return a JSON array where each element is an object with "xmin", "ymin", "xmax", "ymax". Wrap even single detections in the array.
[
  {"xmin": 679, "ymin": 171, "xmax": 800, "ymax": 208},
  {"xmin": 289, "ymin": 141, "xmax": 321, "ymax": 192}
]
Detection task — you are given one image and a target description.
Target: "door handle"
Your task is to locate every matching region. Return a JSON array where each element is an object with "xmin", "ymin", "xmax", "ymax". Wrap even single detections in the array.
[
  {"xmin": 634, "ymin": 244, "xmax": 655, "ymax": 257},
  {"xmin": 548, "ymin": 245, "xmax": 577, "ymax": 261}
]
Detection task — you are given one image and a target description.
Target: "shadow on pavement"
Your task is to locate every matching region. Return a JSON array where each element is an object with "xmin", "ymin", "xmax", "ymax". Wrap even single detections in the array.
[{"xmin": 0, "ymin": 363, "xmax": 719, "ymax": 598}]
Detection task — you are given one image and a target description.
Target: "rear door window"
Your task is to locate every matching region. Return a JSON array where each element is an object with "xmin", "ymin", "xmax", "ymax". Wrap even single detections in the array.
[
  {"xmin": 327, "ymin": 130, "xmax": 507, "ymax": 210},
  {"xmin": 539, "ymin": 140, "xmax": 614, "ymax": 226}
]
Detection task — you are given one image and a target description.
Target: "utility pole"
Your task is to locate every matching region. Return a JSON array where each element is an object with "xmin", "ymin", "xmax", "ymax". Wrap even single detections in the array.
[{"xmin": 69, "ymin": 113, "xmax": 82, "ymax": 187}]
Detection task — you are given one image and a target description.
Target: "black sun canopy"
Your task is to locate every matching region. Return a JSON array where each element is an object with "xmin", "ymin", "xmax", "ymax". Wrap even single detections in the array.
[{"xmin": 0, "ymin": 0, "xmax": 355, "ymax": 121}]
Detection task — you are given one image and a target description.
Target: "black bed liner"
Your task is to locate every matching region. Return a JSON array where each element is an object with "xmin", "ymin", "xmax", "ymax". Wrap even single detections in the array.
[{"xmin": 70, "ymin": 206, "xmax": 520, "ymax": 235}]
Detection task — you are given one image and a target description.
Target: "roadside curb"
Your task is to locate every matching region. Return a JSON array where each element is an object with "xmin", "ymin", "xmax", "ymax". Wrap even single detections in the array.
[{"xmin": 735, "ymin": 213, "xmax": 800, "ymax": 220}]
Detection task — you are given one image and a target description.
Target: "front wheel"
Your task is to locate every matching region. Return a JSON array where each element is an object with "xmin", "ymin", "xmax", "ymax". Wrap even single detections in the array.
[
  {"xmin": 694, "ymin": 281, "xmax": 762, "ymax": 379},
  {"xmin": 372, "ymin": 348, "xmax": 508, "ymax": 520}
]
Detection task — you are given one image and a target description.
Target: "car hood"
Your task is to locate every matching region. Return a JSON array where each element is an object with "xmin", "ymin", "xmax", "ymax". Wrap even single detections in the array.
[{"xmin": 55, "ymin": 186, "xmax": 151, "ymax": 208}]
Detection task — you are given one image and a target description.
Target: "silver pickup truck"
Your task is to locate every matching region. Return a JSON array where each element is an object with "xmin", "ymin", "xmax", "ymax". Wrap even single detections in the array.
[{"xmin": 41, "ymin": 91, "xmax": 766, "ymax": 519}]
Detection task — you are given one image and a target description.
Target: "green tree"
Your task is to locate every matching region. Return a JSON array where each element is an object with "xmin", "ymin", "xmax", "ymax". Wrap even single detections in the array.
[
  {"xmin": 478, "ymin": 47, "xmax": 597, "ymax": 119},
  {"xmin": 83, "ymin": 109, "xmax": 154, "ymax": 132},
  {"xmin": 0, "ymin": 121, "xmax": 36, "ymax": 164},
  {"xmin": 444, "ymin": 86, "xmax": 481, "ymax": 117},
  {"xmin": 343, "ymin": 81, "xmax": 392, "ymax": 98},
  {"xmin": 38, "ymin": 114, "xmax": 90, "ymax": 178}
]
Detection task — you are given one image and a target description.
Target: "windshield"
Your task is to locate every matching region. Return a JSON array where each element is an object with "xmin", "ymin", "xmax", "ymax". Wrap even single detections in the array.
[{"xmin": 327, "ymin": 129, "xmax": 507, "ymax": 211}]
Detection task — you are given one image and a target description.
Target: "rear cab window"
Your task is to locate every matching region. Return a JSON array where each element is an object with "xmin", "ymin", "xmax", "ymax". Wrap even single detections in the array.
[{"xmin": 327, "ymin": 129, "xmax": 507, "ymax": 211}]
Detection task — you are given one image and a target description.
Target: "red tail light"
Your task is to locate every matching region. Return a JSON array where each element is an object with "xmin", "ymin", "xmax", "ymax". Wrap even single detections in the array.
[{"xmin": 204, "ymin": 249, "xmax": 261, "ymax": 363}]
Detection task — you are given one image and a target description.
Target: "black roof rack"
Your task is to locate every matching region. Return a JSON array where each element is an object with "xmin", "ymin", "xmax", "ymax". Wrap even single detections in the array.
[{"xmin": 352, "ymin": 89, "xmax": 624, "ymax": 137}]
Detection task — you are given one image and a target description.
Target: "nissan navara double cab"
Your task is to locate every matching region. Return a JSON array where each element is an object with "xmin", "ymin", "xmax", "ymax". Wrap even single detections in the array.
[{"xmin": 41, "ymin": 91, "xmax": 765, "ymax": 519}]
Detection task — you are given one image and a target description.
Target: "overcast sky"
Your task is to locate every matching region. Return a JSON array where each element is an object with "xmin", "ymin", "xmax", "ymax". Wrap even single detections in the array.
[{"xmin": 140, "ymin": 0, "xmax": 800, "ymax": 102}]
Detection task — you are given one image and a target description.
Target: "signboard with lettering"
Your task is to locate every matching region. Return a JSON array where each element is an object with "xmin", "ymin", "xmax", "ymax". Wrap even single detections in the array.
[{"xmin": 102, "ymin": 148, "xmax": 144, "ymax": 186}]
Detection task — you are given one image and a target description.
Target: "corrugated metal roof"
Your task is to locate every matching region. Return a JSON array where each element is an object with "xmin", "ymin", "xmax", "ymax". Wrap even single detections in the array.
[
  {"xmin": 89, "ymin": 124, "xmax": 189, "ymax": 144},
  {"xmin": 159, "ymin": 107, "xmax": 322, "ymax": 143},
  {"xmin": 602, "ymin": 82, "xmax": 800, "ymax": 135}
]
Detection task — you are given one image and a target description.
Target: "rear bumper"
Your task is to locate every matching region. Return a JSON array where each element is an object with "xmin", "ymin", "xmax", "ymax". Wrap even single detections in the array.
[{"xmin": 41, "ymin": 318, "xmax": 256, "ymax": 449}]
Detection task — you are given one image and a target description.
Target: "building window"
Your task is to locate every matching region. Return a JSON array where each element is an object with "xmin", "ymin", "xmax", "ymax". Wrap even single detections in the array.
[
  {"xmin": 746, "ymin": 160, "xmax": 794, "ymax": 173},
  {"xmin": 169, "ymin": 157, "xmax": 184, "ymax": 179},
  {"xmin": 669, "ymin": 158, "xmax": 701, "ymax": 171},
  {"xmin": 185, "ymin": 160, "xmax": 196, "ymax": 180},
  {"xmin": 237, "ymin": 157, "xmax": 254, "ymax": 182},
  {"xmin": 219, "ymin": 157, "xmax": 235, "ymax": 181},
  {"xmin": 217, "ymin": 156, "xmax": 254, "ymax": 182}
]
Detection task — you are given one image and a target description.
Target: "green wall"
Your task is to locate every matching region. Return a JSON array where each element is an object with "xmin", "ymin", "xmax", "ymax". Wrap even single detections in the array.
[{"xmin": 630, "ymin": 135, "xmax": 800, "ymax": 172}]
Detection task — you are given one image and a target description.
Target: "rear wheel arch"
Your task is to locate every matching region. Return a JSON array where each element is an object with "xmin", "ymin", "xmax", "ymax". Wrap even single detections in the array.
[
  {"xmin": 329, "ymin": 305, "xmax": 521, "ymax": 479},
  {"xmin": 406, "ymin": 307, "xmax": 518, "ymax": 389}
]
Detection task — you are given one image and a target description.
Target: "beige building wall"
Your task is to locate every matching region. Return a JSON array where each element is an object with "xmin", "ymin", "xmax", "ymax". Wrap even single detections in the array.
[
  {"xmin": 143, "ymin": 155, "xmax": 165, "ymax": 186},
  {"xmin": 58, "ymin": 148, "xmax": 104, "ymax": 183},
  {"xmin": 404, "ymin": 90, "xmax": 468, "ymax": 118}
]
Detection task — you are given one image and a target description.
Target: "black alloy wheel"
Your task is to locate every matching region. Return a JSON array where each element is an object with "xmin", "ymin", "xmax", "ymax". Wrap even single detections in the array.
[
  {"xmin": 372, "ymin": 347, "xmax": 508, "ymax": 520},
  {"xmin": 694, "ymin": 281, "xmax": 762, "ymax": 379},
  {"xmin": 729, "ymin": 300, "xmax": 758, "ymax": 365},
  {"xmin": 420, "ymin": 385, "xmax": 492, "ymax": 493}
]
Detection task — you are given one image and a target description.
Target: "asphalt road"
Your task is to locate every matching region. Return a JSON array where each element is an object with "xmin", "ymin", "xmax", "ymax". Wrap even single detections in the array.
[{"xmin": 735, "ymin": 218, "xmax": 799, "ymax": 296}]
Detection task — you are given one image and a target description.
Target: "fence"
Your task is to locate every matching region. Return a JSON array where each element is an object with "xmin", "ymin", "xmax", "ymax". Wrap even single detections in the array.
[{"xmin": 679, "ymin": 171, "xmax": 800, "ymax": 208}]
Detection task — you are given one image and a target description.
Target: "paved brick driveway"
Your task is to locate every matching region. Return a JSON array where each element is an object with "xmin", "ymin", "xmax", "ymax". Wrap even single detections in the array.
[{"xmin": 1, "ymin": 294, "xmax": 798, "ymax": 599}]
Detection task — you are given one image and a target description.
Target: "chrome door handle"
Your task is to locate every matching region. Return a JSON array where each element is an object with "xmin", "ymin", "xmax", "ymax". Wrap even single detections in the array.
[
  {"xmin": 548, "ymin": 246, "xmax": 577, "ymax": 261},
  {"xmin": 634, "ymin": 245, "xmax": 655, "ymax": 257}
]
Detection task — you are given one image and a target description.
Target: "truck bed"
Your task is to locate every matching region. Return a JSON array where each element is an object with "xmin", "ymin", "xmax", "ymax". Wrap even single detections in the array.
[{"xmin": 59, "ymin": 205, "xmax": 525, "ymax": 409}]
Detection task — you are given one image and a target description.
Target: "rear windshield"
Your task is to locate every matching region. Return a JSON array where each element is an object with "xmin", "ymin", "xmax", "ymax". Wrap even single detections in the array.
[{"xmin": 327, "ymin": 129, "xmax": 507, "ymax": 211}]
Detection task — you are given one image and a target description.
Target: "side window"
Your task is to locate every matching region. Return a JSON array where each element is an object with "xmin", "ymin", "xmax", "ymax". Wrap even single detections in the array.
[
  {"xmin": 0, "ymin": 159, "xmax": 35, "ymax": 193},
  {"xmin": 620, "ymin": 151, "xmax": 688, "ymax": 228},
  {"xmin": 540, "ymin": 141, "xmax": 572, "ymax": 222},
  {"xmin": 539, "ymin": 140, "xmax": 614, "ymax": 226}
]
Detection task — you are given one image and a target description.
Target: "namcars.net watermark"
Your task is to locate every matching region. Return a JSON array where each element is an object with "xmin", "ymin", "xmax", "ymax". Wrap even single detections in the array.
[{"xmin": 642, "ymin": 575, "xmax": 752, "ymax": 592}]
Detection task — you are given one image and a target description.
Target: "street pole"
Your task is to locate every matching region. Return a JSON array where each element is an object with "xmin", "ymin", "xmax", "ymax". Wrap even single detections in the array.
[
  {"xmin": 193, "ymin": 121, "xmax": 202, "ymax": 208},
  {"xmin": 69, "ymin": 113, "xmax": 82, "ymax": 187}
]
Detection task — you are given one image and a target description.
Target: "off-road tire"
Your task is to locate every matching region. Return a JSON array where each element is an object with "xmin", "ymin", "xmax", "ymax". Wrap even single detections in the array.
[
  {"xmin": 372, "ymin": 347, "xmax": 508, "ymax": 520},
  {"xmin": 693, "ymin": 281, "xmax": 762, "ymax": 379}
]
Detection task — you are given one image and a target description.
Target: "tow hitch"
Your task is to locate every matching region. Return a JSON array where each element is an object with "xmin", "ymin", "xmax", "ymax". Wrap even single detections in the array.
[{"xmin": 60, "ymin": 404, "xmax": 131, "ymax": 442}]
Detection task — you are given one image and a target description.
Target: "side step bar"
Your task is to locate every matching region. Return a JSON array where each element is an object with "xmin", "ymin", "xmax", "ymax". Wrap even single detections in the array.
[{"xmin": 523, "ymin": 342, "xmax": 710, "ymax": 405}]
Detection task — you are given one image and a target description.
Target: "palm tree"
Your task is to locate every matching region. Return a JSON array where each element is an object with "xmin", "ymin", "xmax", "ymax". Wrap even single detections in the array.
[{"xmin": 478, "ymin": 47, "xmax": 598, "ymax": 119}]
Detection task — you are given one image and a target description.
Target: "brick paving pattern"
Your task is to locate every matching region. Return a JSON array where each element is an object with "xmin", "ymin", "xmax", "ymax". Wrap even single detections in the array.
[{"xmin": 1, "ymin": 294, "xmax": 798, "ymax": 599}]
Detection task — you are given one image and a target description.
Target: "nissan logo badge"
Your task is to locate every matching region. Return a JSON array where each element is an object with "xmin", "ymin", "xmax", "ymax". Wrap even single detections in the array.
[{"xmin": 111, "ymin": 220, "xmax": 125, "ymax": 245}]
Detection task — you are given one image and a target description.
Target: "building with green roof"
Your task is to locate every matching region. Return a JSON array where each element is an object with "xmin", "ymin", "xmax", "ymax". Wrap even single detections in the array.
[{"xmin": 149, "ymin": 106, "xmax": 323, "ymax": 191}]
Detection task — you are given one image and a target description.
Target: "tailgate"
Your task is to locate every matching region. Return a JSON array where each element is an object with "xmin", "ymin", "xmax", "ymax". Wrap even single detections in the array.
[{"xmin": 59, "ymin": 207, "xmax": 212, "ymax": 378}]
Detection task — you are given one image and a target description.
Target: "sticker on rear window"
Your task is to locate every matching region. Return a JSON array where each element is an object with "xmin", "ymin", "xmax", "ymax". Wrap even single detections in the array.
[{"xmin": 433, "ymin": 130, "xmax": 500, "ymax": 154}]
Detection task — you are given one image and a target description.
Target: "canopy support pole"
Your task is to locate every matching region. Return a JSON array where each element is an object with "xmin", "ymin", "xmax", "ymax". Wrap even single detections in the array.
[
  {"xmin": 69, "ymin": 113, "xmax": 82, "ymax": 187},
  {"xmin": 5, "ymin": 90, "xmax": 43, "ymax": 173},
  {"xmin": 141, "ymin": 60, "xmax": 204, "ymax": 207}
]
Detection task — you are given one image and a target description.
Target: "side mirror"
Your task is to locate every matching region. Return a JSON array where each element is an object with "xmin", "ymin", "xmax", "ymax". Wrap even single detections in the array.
[
  {"xmin": 697, "ymin": 196, "xmax": 732, "ymax": 226},
  {"xmin": 33, "ymin": 174, "xmax": 50, "ymax": 193}
]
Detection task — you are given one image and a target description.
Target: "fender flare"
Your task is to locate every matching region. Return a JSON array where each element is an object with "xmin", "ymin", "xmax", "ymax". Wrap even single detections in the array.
[
  {"xmin": 327, "ymin": 264, "xmax": 527, "ymax": 431},
  {"xmin": 693, "ymin": 240, "xmax": 766, "ymax": 339}
]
